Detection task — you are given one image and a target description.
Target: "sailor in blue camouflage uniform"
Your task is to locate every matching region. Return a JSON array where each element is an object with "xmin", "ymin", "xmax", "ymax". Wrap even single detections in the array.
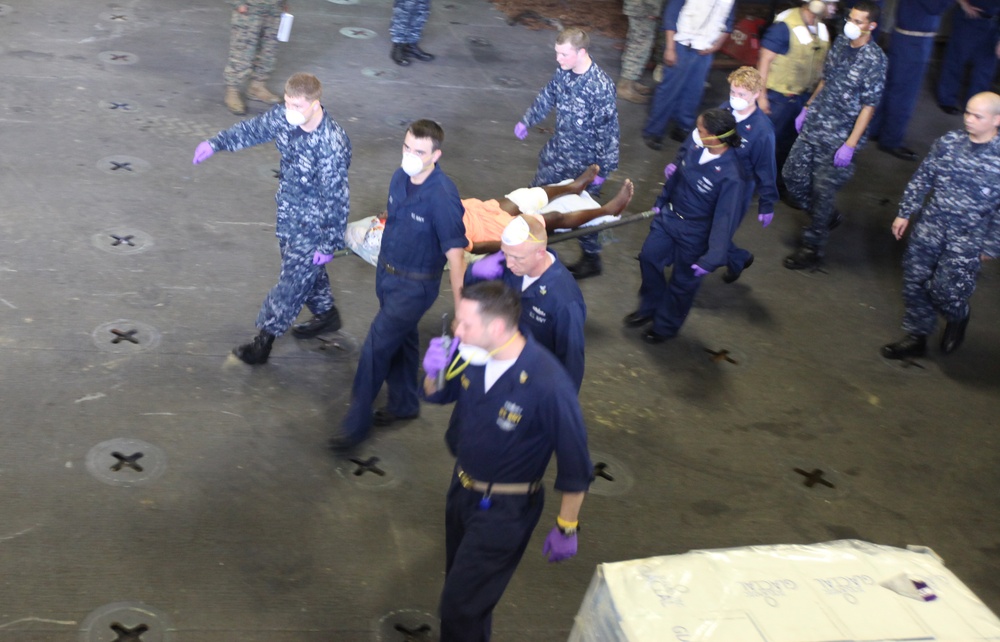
[
  {"xmin": 516, "ymin": 27, "xmax": 620, "ymax": 280},
  {"xmin": 389, "ymin": 0, "xmax": 436, "ymax": 66},
  {"xmin": 782, "ymin": 0, "xmax": 887, "ymax": 271},
  {"xmin": 329, "ymin": 119, "xmax": 466, "ymax": 453},
  {"xmin": 465, "ymin": 214, "xmax": 587, "ymax": 391},
  {"xmin": 192, "ymin": 73, "xmax": 351, "ymax": 365},
  {"xmin": 420, "ymin": 280, "xmax": 592, "ymax": 642},
  {"xmin": 624, "ymin": 108, "xmax": 748, "ymax": 344},
  {"xmin": 719, "ymin": 66, "xmax": 779, "ymax": 284},
  {"xmin": 882, "ymin": 92, "xmax": 1000, "ymax": 360}
]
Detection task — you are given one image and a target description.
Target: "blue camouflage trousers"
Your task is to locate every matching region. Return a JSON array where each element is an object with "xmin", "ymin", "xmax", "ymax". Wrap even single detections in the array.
[
  {"xmin": 532, "ymin": 154, "xmax": 604, "ymax": 254},
  {"xmin": 901, "ymin": 216, "xmax": 981, "ymax": 336},
  {"xmin": 390, "ymin": 0, "xmax": 431, "ymax": 44},
  {"xmin": 256, "ymin": 236, "xmax": 336, "ymax": 337},
  {"xmin": 783, "ymin": 138, "xmax": 854, "ymax": 252}
]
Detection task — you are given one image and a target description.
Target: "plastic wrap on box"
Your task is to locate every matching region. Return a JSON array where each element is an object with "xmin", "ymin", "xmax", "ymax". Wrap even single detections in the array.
[{"xmin": 569, "ymin": 540, "xmax": 1000, "ymax": 642}]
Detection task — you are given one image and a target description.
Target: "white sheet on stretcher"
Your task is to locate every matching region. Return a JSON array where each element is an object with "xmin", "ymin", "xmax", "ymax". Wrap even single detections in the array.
[{"xmin": 542, "ymin": 181, "xmax": 620, "ymax": 233}]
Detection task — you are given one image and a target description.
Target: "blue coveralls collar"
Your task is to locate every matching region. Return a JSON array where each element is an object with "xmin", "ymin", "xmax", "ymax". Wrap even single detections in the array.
[
  {"xmin": 515, "ymin": 251, "xmax": 568, "ymax": 296},
  {"xmin": 396, "ymin": 163, "xmax": 447, "ymax": 201},
  {"xmin": 464, "ymin": 332, "xmax": 539, "ymax": 396}
]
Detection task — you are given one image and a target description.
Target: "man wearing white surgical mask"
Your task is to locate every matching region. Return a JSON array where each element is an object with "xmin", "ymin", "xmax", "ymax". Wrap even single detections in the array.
[
  {"xmin": 464, "ymin": 214, "xmax": 587, "ymax": 390},
  {"xmin": 782, "ymin": 0, "xmax": 886, "ymax": 271},
  {"xmin": 718, "ymin": 66, "xmax": 779, "ymax": 284},
  {"xmin": 329, "ymin": 119, "xmax": 466, "ymax": 453},
  {"xmin": 191, "ymin": 72, "xmax": 352, "ymax": 365},
  {"xmin": 420, "ymin": 280, "xmax": 592, "ymax": 642}
]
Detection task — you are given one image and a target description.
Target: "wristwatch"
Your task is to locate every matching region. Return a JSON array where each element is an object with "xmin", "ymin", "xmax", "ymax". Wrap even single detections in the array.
[{"xmin": 556, "ymin": 516, "xmax": 579, "ymax": 536}]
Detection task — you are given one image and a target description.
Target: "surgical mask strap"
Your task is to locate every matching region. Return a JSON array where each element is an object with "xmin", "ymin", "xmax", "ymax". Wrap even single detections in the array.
[
  {"xmin": 444, "ymin": 332, "xmax": 519, "ymax": 381},
  {"xmin": 701, "ymin": 128, "xmax": 736, "ymax": 149}
]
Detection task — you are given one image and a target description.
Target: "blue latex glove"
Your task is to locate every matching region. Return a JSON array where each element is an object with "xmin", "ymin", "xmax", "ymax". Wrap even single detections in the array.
[
  {"xmin": 691, "ymin": 264, "xmax": 710, "ymax": 277},
  {"xmin": 758, "ymin": 212, "xmax": 774, "ymax": 228},
  {"xmin": 542, "ymin": 526, "xmax": 578, "ymax": 562},
  {"xmin": 833, "ymin": 144, "xmax": 855, "ymax": 168},
  {"xmin": 312, "ymin": 251, "xmax": 333, "ymax": 266},
  {"xmin": 192, "ymin": 141, "xmax": 214, "ymax": 164},
  {"xmin": 470, "ymin": 251, "xmax": 505, "ymax": 280},
  {"xmin": 664, "ymin": 163, "xmax": 677, "ymax": 180},
  {"xmin": 422, "ymin": 336, "xmax": 458, "ymax": 379},
  {"xmin": 514, "ymin": 122, "xmax": 529, "ymax": 140},
  {"xmin": 591, "ymin": 175, "xmax": 605, "ymax": 187},
  {"xmin": 651, "ymin": 205, "xmax": 660, "ymax": 214},
  {"xmin": 794, "ymin": 107, "xmax": 808, "ymax": 133}
]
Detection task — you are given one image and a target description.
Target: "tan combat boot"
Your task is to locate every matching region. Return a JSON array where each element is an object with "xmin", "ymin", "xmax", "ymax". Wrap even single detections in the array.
[
  {"xmin": 635, "ymin": 81, "xmax": 653, "ymax": 96},
  {"xmin": 617, "ymin": 79, "xmax": 649, "ymax": 104},
  {"xmin": 247, "ymin": 80, "xmax": 281, "ymax": 104},
  {"xmin": 224, "ymin": 86, "xmax": 246, "ymax": 115}
]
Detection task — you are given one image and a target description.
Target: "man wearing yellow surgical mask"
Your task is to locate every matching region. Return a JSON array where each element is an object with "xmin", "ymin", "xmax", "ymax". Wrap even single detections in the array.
[
  {"xmin": 465, "ymin": 214, "xmax": 587, "ymax": 391},
  {"xmin": 625, "ymin": 108, "xmax": 748, "ymax": 344}
]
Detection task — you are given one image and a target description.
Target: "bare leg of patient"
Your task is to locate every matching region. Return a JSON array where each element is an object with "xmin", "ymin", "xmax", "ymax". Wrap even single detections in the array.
[{"xmin": 540, "ymin": 178, "xmax": 633, "ymax": 232}]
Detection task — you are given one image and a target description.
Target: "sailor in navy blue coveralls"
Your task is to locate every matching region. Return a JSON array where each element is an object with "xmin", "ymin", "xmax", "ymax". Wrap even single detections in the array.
[
  {"xmin": 332, "ymin": 122, "xmax": 466, "ymax": 451},
  {"xmin": 423, "ymin": 282, "xmax": 591, "ymax": 642},
  {"xmin": 937, "ymin": 0, "xmax": 1000, "ymax": 113},
  {"xmin": 720, "ymin": 68, "xmax": 779, "ymax": 283},
  {"xmin": 629, "ymin": 111, "xmax": 747, "ymax": 342},
  {"xmin": 869, "ymin": 0, "xmax": 953, "ymax": 159},
  {"xmin": 465, "ymin": 215, "xmax": 587, "ymax": 391}
]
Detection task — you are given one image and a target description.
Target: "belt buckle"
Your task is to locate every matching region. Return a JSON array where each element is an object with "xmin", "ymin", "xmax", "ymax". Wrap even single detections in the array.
[{"xmin": 458, "ymin": 469, "xmax": 474, "ymax": 490}]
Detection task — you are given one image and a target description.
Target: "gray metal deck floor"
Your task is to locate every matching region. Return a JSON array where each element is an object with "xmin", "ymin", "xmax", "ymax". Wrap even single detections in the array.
[{"xmin": 1, "ymin": 1, "xmax": 998, "ymax": 639}]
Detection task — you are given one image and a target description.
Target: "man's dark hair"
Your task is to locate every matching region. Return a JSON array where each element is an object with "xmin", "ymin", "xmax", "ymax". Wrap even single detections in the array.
[
  {"xmin": 461, "ymin": 281, "xmax": 521, "ymax": 330},
  {"xmin": 408, "ymin": 119, "xmax": 444, "ymax": 151},
  {"xmin": 852, "ymin": 0, "xmax": 880, "ymax": 22},
  {"xmin": 701, "ymin": 108, "xmax": 742, "ymax": 149}
]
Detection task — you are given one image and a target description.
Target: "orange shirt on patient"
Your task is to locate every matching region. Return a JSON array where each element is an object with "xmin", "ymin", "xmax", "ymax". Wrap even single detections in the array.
[{"xmin": 461, "ymin": 198, "xmax": 515, "ymax": 251}]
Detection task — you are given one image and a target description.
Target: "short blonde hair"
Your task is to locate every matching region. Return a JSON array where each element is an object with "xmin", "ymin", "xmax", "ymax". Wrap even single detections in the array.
[
  {"xmin": 556, "ymin": 27, "xmax": 589, "ymax": 51},
  {"xmin": 727, "ymin": 66, "xmax": 763, "ymax": 94},
  {"xmin": 284, "ymin": 73, "xmax": 322, "ymax": 102}
]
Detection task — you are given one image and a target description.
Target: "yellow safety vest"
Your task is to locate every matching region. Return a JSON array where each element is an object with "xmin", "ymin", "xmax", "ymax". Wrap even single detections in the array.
[{"xmin": 767, "ymin": 8, "xmax": 830, "ymax": 96}]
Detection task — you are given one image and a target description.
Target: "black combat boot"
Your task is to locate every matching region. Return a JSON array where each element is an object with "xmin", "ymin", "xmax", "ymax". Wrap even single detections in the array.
[
  {"xmin": 880, "ymin": 334, "xmax": 927, "ymax": 360},
  {"xmin": 783, "ymin": 245, "xmax": 821, "ymax": 270},
  {"xmin": 568, "ymin": 253, "xmax": 603, "ymax": 280},
  {"xmin": 292, "ymin": 306, "xmax": 341, "ymax": 339},
  {"xmin": 391, "ymin": 43, "xmax": 411, "ymax": 66},
  {"xmin": 233, "ymin": 330, "xmax": 275, "ymax": 365},
  {"xmin": 722, "ymin": 254, "xmax": 754, "ymax": 284},
  {"xmin": 404, "ymin": 43, "xmax": 435, "ymax": 61},
  {"xmin": 940, "ymin": 310, "xmax": 970, "ymax": 355}
]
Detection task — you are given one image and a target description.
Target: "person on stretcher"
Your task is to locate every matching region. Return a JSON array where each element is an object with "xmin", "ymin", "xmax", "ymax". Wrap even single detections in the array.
[{"xmin": 346, "ymin": 165, "xmax": 634, "ymax": 264}]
